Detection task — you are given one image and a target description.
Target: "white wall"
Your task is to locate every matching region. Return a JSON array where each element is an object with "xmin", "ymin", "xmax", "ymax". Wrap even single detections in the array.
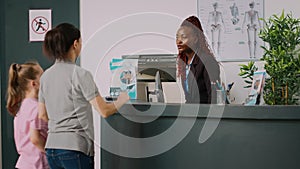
[
  {"xmin": 81, "ymin": 0, "xmax": 300, "ymax": 105},
  {"xmin": 265, "ymin": 0, "xmax": 300, "ymax": 17},
  {"xmin": 80, "ymin": 0, "xmax": 299, "ymax": 167},
  {"xmin": 80, "ymin": 1, "xmax": 197, "ymax": 168},
  {"xmin": 80, "ymin": 0, "xmax": 197, "ymax": 97}
]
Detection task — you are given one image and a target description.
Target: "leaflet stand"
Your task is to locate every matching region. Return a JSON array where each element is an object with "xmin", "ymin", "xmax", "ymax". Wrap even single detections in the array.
[{"xmin": 244, "ymin": 70, "xmax": 266, "ymax": 105}]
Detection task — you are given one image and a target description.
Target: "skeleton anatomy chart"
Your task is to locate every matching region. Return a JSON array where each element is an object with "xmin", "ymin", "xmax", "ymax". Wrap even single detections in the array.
[{"xmin": 198, "ymin": 0, "xmax": 264, "ymax": 60}]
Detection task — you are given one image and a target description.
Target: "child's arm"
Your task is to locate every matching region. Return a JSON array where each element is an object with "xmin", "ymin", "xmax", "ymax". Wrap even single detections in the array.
[
  {"xmin": 90, "ymin": 92, "xmax": 129, "ymax": 118},
  {"xmin": 30, "ymin": 128, "xmax": 46, "ymax": 153},
  {"xmin": 38, "ymin": 102, "xmax": 49, "ymax": 122}
]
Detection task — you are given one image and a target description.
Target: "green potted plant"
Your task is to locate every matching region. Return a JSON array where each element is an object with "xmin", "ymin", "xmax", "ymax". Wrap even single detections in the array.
[{"xmin": 259, "ymin": 11, "xmax": 300, "ymax": 105}]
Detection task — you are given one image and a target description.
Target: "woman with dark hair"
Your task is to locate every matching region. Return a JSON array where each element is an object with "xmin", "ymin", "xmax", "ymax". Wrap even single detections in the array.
[
  {"xmin": 176, "ymin": 16, "xmax": 220, "ymax": 103},
  {"xmin": 39, "ymin": 23, "xmax": 129, "ymax": 169}
]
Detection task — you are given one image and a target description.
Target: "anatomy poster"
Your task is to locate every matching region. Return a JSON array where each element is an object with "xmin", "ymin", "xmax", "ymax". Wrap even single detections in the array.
[{"xmin": 198, "ymin": 0, "xmax": 264, "ymax": 61}]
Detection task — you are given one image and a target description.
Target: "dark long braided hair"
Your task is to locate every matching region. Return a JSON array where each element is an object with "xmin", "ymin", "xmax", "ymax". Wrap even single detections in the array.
[{"xmin": 177, "ymin": 16, "xmax": 216, "ymax": 81}]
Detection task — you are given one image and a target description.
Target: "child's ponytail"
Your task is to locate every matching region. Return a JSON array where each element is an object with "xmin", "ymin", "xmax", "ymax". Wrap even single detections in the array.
[
  {"xmin": 6, "ymin": 62, "xmax": 40, "ymax": 116},
  {"xmin": 7, "ymin": 64, "xmax": 23, "ymax": 116}
]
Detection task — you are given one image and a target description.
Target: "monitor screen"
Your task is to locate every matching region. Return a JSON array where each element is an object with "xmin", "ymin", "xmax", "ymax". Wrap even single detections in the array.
[{"xmin": 122, "ymin": 54, "xmax": 177, "ymax": 82}]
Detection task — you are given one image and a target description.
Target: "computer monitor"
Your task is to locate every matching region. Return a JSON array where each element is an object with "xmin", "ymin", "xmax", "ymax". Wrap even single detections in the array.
[
  {"xmin": 144, "ymin": 71, "xmax": 165, "ymax": 103},
  {"xmin": 122, "ymin": 54, "xmax": 177, "ymax": 82},
  {"xmin": 155, "ymin": 71, "xmax": 165, "ymax": 103}
]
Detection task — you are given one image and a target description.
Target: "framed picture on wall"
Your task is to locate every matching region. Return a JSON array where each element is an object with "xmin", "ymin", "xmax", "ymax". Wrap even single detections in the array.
[{"xmin": 197, "ymin": 0, "xmax": 264, "ymax": 61}]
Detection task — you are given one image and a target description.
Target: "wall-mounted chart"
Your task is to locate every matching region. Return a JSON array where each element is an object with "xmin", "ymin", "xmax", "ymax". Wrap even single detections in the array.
[{"xmin": 198, "ymin": 0, "xmax": 264, "ymax": 61}]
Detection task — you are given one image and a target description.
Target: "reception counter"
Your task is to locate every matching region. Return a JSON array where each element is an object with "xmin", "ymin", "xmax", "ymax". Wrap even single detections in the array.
[{"xmin": 101, "ymin": 103, "xmax": 300, "ymax": 169}]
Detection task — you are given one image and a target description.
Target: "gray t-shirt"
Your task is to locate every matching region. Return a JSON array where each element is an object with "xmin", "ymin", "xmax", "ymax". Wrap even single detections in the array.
[{"xmin": 39, "ymin": 61, "xmax": 99, "ymax": 156}]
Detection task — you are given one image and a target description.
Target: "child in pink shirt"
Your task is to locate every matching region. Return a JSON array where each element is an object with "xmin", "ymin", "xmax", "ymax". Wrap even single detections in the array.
[{"xmin": 6, "ymin": 62, "xmax": 49, "ymax": 169}]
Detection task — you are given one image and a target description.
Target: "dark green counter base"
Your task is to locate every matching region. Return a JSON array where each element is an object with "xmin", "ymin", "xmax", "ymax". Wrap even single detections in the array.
[{"xmin": 101, "ymin": 104, "xmax": 300, "ymax": 169}]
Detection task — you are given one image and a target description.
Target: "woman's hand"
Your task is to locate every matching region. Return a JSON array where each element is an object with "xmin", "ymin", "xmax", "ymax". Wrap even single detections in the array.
[{"xmin": 116, "ymin": 92, "xmax": 130, "ymax": 106}]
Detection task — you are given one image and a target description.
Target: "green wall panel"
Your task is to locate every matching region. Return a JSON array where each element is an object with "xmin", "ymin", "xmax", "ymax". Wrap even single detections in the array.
[{"xmin": 0, "ymin": 1, "xmax": 79, "ymax": 168}]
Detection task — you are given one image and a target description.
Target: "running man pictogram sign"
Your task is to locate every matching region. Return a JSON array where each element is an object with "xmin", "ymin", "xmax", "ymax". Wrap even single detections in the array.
[
  {"xmin": 32, "ymin": 16, "xmax": 49, "ymax": 34},
  {"xmin": 29, "ymin": 9, "xmax": 52, "ymax": 41}
]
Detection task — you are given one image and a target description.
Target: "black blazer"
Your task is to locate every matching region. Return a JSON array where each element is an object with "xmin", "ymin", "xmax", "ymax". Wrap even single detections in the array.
[{"xmin": 182, "ymin": 54, "xmax": 220, "ymax": 104}]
